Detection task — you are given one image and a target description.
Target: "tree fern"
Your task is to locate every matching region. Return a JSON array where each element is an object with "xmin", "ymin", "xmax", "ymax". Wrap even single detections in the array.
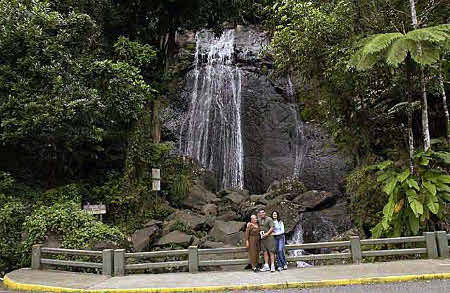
[{"xmin": 351, "ymin": 25, "xmax": 449, "ymax": 70}]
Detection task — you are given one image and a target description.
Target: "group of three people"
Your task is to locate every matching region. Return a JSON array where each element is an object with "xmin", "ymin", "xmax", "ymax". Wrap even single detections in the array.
[{"xmin": 245, "ymin": 209, "xmax": 288, "ymax": 272}]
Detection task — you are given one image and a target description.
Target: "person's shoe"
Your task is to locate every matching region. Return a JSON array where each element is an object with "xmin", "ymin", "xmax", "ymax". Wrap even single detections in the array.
[
  {"xmin": 277, "ymin": 267, "xmax": 282, "ymax": 272},
  {"xmin": 260, "ymin": 264, "xmax": 270, "ymax": 272},
  {"xmin": 270, "ymin": 264, "xmax": 275, "ymax": 272},
  {"xmin": 283, "ymin": 264, "xmax": 288, "ymax": 270}
]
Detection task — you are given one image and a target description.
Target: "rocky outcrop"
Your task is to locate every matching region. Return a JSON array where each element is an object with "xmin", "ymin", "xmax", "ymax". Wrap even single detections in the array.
[
  {"xmin": 155, "ymin": 231, "xmax": 193, "ymax": 247},
  {"xmin": 183, "ymin": 182, "xmax": 219, "ymax": 211},
  {"xmin": 208, "ymin": 220, "xmax": 246, "ymax": 245},
  {"xmin": 132, "ymin": 223, "xmax": 161, "ymax": 252}
]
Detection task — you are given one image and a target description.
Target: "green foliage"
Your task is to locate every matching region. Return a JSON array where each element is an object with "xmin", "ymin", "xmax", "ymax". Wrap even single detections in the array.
[
  {"xmin": 22, "ymin": 202, "xmax": 125, "ymax": 252},
  {"xmin": 39, "ymin": 184, "xmax": 86, "ymax": 206},
  {"xmin": 0, "ymin": 199, "xmax": 28, "ymax": 275},
  {"xmin": 169, "ymin": 174, "xmax": 191, "ymax": 207},
  {"xmin": 370, "ymin": 150, "xmax": 450, "ymax": 237},
  {"xmin": 351, "ymin": 25, "xmax": 450, "ymax": 70},
  {"xmin": 346, "ymin": 165, "xmax": 387, "ymax": 238}
]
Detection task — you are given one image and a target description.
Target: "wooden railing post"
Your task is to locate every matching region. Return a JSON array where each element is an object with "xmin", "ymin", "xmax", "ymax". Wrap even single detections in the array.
[
  {"xmin": 31, "ymin": 244, "xmax": 42, "ymax": 270},
  {"xmin": 188, "ymin": 246, "xmax": 199, "ymax": 273},
  {"xmin": 350, "ymin": 236, "xmax": 362, "ymax": 264},
  {"xmin": 435, "ymin": 231, "xmax": 449, "ymax": 258},
  {"xmin": 114, "ymin": 249, "xmax": 125, "ymax": 276},
  {"xmin": 424, "ymin": 232, "xmax": 438, "ymax": 259},
  {"xmin": 102, "ymin": 249, "xmax": 114, "ymax": 276}
]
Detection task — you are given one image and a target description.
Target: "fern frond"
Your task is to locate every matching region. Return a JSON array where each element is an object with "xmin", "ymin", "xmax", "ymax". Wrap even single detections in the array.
[
  {"xmin": 351, "ymin": 49, "xmax": 378, "ymax": 71},
  {"xmin": 385, "ymin": 38, "xmax": 416, "ymax": 67},
  {"xmin": 361, "ymin": 33, "xmax": 403, "ymax": 55},
  {"xmin": 410, "ymin": 41, "xmax": 441, "ymax": 65},
  {"xmin": 406, "ymin": 25, "xmax": 449, "ymax": 43}
]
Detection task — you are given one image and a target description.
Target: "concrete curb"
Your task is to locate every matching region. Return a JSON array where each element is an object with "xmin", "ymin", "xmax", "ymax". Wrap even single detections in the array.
[{"xmin": 4, "ymin": 273, "xmax": 450, "ymax": 293}]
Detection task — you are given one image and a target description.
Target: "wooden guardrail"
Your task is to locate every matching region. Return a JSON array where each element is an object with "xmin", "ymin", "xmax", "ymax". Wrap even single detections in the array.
[{"xmin": 31, "ymin": 231, "xmax": 450, "ymax": 276}]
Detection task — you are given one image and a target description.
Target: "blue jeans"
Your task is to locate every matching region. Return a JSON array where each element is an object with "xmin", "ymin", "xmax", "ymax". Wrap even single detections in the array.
[{"xmin": 274, "ymin": 234, "xmax": 287, "ymax": 268}]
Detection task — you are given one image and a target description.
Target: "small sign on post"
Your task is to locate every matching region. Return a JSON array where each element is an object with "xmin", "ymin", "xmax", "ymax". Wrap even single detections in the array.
[
  {"xmin": 152, "ymin": 168, "xmax": 161, "ymax": 191},
  {"xmin": 83, "ymin": 203, "xmax": 106, "ymax": 221},
  {"xmin": 152, "ymin": 168, "xmax": 160, "ymax": 179}
]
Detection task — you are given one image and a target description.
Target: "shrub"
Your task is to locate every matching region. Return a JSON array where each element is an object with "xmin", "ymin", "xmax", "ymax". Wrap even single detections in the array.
[{"xmin": 22, "ymin": 202, "xmax": 126, "ymax": 252}]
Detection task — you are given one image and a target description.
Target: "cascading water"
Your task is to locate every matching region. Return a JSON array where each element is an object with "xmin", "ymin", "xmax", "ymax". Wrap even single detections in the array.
[
  {"xmin": 288, "ymin": 222, "xmax": 312, "ymax": 268},
  {"xmin": 180, "ymin": 30, "xmax": 244, "ymax": 190},
  {"xmin": 286, "ymin": 75, "xmax": 311, "ymax": 267}
]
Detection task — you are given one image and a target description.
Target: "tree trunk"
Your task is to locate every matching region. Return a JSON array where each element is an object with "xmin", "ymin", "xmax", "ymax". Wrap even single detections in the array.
[
  {"xmin": 152, "ymin": 99, "xmax": 161, "ymax": 143},
  {"xmin": 421, "ymin": 69, "xmax": 431, "ymax": 151},
  {"xmin": 409, "ymin": 0, "xmax": 431, "ymax": 151},
  {"xmin": 438, "ymin": 62, "xmax": 450, "ymax": 144},
  {"xmin": 406, "ymin": 58, "xmax": 415, "ymax": 174}
]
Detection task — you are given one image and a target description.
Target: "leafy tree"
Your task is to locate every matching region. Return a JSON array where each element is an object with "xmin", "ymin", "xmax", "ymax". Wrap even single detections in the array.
[
  {"xmin": 351, "ymin": 24, "xmax": 450, "ymax": 170},
  {"xmin": 0, "ymin": 0, "xmax": 155, "ymax": 184},
  {"xmin": 371, "ymin": 151, "xmax": 450, "ymax": 237}
]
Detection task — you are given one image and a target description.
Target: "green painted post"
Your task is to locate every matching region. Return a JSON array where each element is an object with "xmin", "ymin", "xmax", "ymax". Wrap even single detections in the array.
[
  {"xmin": 31, "ymin": 244, "xmax": 42, "ymax": 270},
  {"xmin": 435, "ymin": 231, "xmax": 449, "ymax": 258},
  {"xmin": 424, "ymin": 232, "xmax": 438, "ymax": 259},
  {"xmin": 350, "ymin": 236, "xmax": 362, "ymax": 264},
  {"xmin": 114, "ymin": 249, "xmax": 125, "ymax": 276},
  {"xmin": 188, "ymin": 246, "xmax": 199, "ymax": 273},
  {"xmin": 102, "ymin": 249, "xmax": 114, "ymax": 276}
]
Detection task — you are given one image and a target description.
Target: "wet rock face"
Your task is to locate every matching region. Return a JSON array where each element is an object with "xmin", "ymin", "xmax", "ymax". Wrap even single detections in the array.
[{"xmin": 170, "ymin": 26, "xmax": 351, "ymax": 195}]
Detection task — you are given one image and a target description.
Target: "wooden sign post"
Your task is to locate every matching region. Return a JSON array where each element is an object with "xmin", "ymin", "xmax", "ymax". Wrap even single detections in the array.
[
  {"xmin": 152, "ymin": 168, "xmax": 161, "ymax": 191},
  {"xmin": 83, "ymin": 203, "xmax": 106, "ymax": 221}
]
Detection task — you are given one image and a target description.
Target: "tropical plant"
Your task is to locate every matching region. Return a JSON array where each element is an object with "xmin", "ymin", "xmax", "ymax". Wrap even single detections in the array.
[
  {"xmin": 351, "ymin": 24, "xmax": 450, "ymax": 170},
  {"xmin": 371, "ymin": 150, "xmax": 450, "ymax": 237}
]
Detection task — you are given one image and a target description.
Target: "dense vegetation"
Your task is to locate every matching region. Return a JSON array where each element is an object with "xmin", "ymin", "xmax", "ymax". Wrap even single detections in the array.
[{"xmin": 0, "ymin": 0, "xmax": 448, "ymax": 276}]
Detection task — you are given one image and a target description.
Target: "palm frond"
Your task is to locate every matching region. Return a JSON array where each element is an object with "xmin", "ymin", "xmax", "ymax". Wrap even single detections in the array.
[
  {"xmin": 405, "ymin": 25, "xmax": 450, "ymax": 43},
  {"xmin": 351, "ymin": 49, "xmax": 378, "ymax": 71},
  {"xmin": 361, "ymin": 33, "xmax": 403, "ymax": 55},
  {"xmin": 410, "ymin": 41, "xmax": 441, "ymax": 65},
  {"xmin": 385, "ymin": 38, "xmax": 416, "ymax": 67}
]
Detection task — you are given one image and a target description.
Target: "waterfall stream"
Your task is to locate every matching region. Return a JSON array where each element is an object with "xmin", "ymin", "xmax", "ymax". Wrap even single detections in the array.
[
  {"xmin": 180, "ymin": 30, "xmax": 244, "ymax": 190},
  {"xmin": 288, "ymin": 222, "xmax": 312, "ymax": 267}
]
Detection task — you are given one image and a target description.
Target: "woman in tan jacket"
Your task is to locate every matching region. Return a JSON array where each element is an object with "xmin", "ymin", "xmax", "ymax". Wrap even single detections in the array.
[{"xmin": 245, "ymin": 214, "xmax": 261, "ymax": 272}]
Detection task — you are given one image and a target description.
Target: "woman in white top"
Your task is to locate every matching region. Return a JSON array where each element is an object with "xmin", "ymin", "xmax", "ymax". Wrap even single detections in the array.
[{"xmin": 272, "ymin": 211, "xmax": 288, "ymax": 271}]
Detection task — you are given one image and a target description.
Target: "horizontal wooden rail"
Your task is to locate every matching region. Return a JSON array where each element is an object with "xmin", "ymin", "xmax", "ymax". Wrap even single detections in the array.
[
  {"xmin": 41, "ymin": 247, "xmax": 103, "ymax": 257},
  {"xmin": 286, "ymin": 241, "xmax": 351, "ymax": 250},
  {"xmin": 198, "ymin": 247, "xmax": 247, "ymax": 255},
  {"xmin": 360, "ymin": 236, "xmax": 425, "ymax": 245},
  {"xmin": 361, "ymin": 248, "xmax": 427, "ymax": 257},
  {"xmin": 40, "ymin": 258, "xmax": 102, "ymax": 269},
  {"xmin": 32, "ymin": 231, "xmax": 449, "ymax": 276},
  {"xmin": 199, "ymin": 259, "xmax": 248, "ymax": 266},
  {"xmin": 125, "ymin": 250, "xmax": 188, "ymax": 258},
  {"xmin": 125, "ymin": 261, "xmax": 188, "ymax": 270},
  {"xmin": 287, "ymin": 252, "xmax": 352, "ymax": 261}
]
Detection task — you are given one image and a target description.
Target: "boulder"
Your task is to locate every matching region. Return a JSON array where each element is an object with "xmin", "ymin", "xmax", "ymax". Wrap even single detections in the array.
[
  {"xmin": 155, "ymin": 231, "xmax": 193, "ymax": 247},
  {"xmin": 264, "ymin": 195, "xmax": 302, "ymax": 234},
  {"xmin": 208, "ymin": 220, "xmax": 246, "ymax": 244},
  {"xmin": 132, "ymin": 225, "xmax": 160, "ymax": 252},
  {"xmin": 202, "ymin": 240, "xmax": 225, "ymax": 248},
  {"xmin": 183, "ymin": 182, "xmax": 219, "ymax": 210},
  {"xmin": 224, "ymin": 192, "xmax": 246, "ymax": 205},
  {"xmin": 143, "ymin": 220, "xmax": 163, "ymax": 228},
  {"xmin": 300, "ymin": 200, "xmax": 351, "ymax": 244},
  {"xmin": 167, "ymin": 210, "xmax": 211, "ymax": 231},
  {"xmin": 202, "ymin": 203, "xmax": 218, "ymax": 216},
  {"xmin": 216, "ymin": 211, "xmax": 241, "ymax": 221},
  {"xmin": 250, "ymin": 194, "xmax": 268, "ymax": 205},
  {"xmin": 292, "ymin": 190, "xmax": 336, "ymax": 210}
]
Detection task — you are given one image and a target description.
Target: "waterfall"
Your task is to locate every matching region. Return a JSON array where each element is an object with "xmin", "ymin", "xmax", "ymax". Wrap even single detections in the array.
[
  {"xmin": 288, "ymin": 74, "xmax": 307, "ymax": 178},
  {"xmin": 288, "ymin": 222, "xmax": 312, "ymax": 268},
  {"xmin": 180, "ymin": 30, "xmax": 244, "ymax": 190}
]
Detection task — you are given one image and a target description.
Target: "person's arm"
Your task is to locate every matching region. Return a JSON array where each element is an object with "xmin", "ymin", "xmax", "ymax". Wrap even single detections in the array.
[
  {"xmin": 263, "ymin": 219, "xmax": 274, "ymax": 238},
  {"xmin": 280, "ymin": 221, "xmax": 285, "ymax": 235},
  {"xmin": 245, "ymin": 224, "xmax": 250, "ymax": 248}
]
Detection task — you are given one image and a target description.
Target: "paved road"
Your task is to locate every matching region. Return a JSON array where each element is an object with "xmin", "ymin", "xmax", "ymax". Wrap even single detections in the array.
[{"xmin": 237, "ymin": 280, "xmax": 450, "ymax": 293}]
